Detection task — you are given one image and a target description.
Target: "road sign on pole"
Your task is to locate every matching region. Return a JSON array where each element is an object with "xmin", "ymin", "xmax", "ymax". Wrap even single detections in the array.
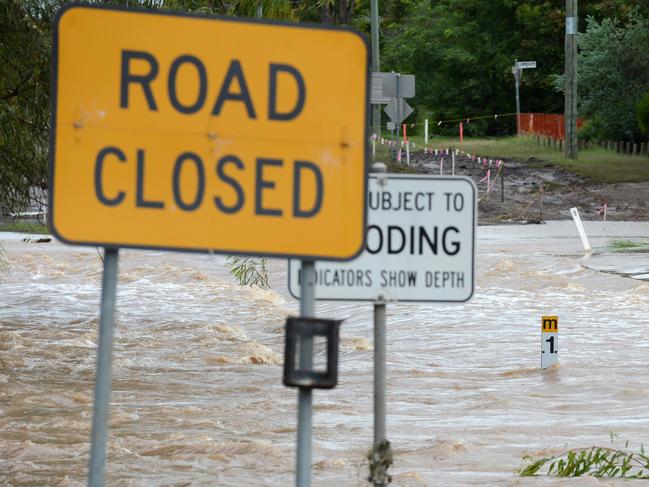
[
  {"xmin": 384, "ymin": 98, "xmax": 413, "ymax": 125},
  {"xmin": 289, "ymin": 174, "xmax": 477, "ymax": 302},
  {"xmin": 290, "ymin": 170, "xmax": 476, "ymax": 484},
  {"xmin": 50, "ymin": 7, "xmax": 370, "ymax": 487},
  {"xmin": 512, "ymin": 60, "xmax": 536, "ymax": 135},
  {"xmin": 371, "ymin": 73, "xmax": 392, "ymax": 104},
  {"xmin": 50, "ymin": 5, "xmax": 369, "ymax": 261},
  {"xmin": 515, "ymin": 61, "xmax": 537, "ymax": 69},
  {"xmin": 381, "ymin": 74, "xmax": 415, "ymax": 98}
]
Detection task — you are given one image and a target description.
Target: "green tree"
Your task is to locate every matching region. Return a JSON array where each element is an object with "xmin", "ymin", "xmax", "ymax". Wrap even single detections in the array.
[
  {"xmin": 637, "ymin": 93, "xmax": 649, "ymax": 136},
  {"xmin": 0, "ymin": 0, "xmax": 53, "ymax": 214},
  {"xmin": 378, "ymin": 0, "xmax": 649, "ymax": 137},
  {"xmin": 577, "ymin": 13, "xmax": 649, "ymax": 141},
  {"xmin": 381, "ymin": 0, "xmax": 567, "ymax": 136}
]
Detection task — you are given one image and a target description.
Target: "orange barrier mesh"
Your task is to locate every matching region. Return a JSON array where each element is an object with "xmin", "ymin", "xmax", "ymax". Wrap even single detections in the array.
[{"xmin": 520, "ymin": 113, "xmax": 584, "ymax": 139}]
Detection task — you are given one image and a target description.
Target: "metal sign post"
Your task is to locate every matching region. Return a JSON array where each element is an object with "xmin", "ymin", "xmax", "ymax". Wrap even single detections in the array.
[
  {"xmin": 296, "ymin": 260, "xmax": 316, "ymax": 487},
  {"xmin": 513, "ymin": 63, "xmax": 521, "ymax": 135},
  {"xmin": 370, "ymin": 163, "xmax": 391, "ymax": 486},
  {"xmin": 88, "ymin": 247, "xmax": 119, "ymax": 487},
  {"xmin": 565, "ymin": 0, "xmax": 578, "ymax": 159},
  {"xmin": 512, "ymin": 60, "xmax": 536, "ymax": 136}
]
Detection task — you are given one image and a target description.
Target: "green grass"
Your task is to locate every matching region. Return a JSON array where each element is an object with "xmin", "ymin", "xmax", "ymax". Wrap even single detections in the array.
[
  {"xmin": 0, "ymin": 222, "xmax": 49, "ymax": 234},
  {"xmin": 373, "ymin": 134, "xmax": 649, "ymax": 183},
  {"xmin": 609, "ymin": 239, "xmax": 649, "ymax": 250}
]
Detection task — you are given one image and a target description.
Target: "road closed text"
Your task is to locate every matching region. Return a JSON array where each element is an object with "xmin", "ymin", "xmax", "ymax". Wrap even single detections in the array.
[
  {"xmin": 51, "ymin": 7, "xmax": 368, "ymax": 256},
  {"xmin": 91, "ymin": 51, "xmax": 321, "ymax": 217},
  {"xmin": 94, "ymin": 147, "xmax": 323, "ymax": 218}
]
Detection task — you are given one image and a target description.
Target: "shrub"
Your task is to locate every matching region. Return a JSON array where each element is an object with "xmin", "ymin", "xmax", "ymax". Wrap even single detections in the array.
[{"xmin": 636, "ymin": 92, "xmax": 649, "ymax": 136}]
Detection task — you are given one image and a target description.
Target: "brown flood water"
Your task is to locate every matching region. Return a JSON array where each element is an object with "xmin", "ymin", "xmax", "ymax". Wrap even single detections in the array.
[{"xmin": 2, "ymin": 221, "xmax": 649, "ymax": 486}]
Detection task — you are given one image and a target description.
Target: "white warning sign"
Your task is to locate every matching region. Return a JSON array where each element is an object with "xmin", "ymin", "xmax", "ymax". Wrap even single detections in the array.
[{"xmin": 288, "ymin": 174, "xmax": 476, "ymax": 302}]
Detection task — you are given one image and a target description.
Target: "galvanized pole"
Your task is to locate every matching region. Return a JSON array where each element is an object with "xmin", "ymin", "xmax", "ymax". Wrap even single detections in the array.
[
  {"xmin": 370, "ymin": 0, "xmax": 381, "ymax": 136},
  {"xmin": 514, "ymin": 60, "xmax": 521, "ymax": 136},
  {"xmin": 370, "ymin": 162, "xmax": 391, "ymax": 487},
  {"xmin": 565, "ymin": 0, "xmax": 578, "ymax": 159},
  {"xmin": 88, "ymin": 247, "xmax": 119, "ymax": 487},
  {"xmin": 296, "ymin": 260, "xmax": 316, "ymax": 487},
  {"xmin": 396, "ymin": 75, "xmax": 401, "ymax": 162}
]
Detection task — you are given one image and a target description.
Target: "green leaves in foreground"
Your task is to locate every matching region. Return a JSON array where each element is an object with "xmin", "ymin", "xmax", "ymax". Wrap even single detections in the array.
[
  {"xmin": 520, "ymin": 445, "xmax": 649, "ymax": 479},
  {"xmin": 226, "ymin": 256, "xmax": 270, "ymax": 289}
]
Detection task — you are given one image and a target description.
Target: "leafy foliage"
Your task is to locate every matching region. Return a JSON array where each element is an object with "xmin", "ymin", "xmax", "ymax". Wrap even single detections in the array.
[
  {"xmin": 225, "ymin": 256, "xmax": 270, "ymax": 289},
  {"xmin": 578, "ymin": 13, "xmax": 649, "ymax": 141},
  {"xmin": 636, "ymin": 92, "xmax": 649, "ymax": 136},
  {"xmin": 0, "ymin": 0, "xmax": 54, "ymax": 213},
  {"xmin": 520, "ymin": 436, "xmax": 649, "ymax": 479},
  {"xmin": 378, "ymin": 0, "xmax": 649, "ymax": 137}
]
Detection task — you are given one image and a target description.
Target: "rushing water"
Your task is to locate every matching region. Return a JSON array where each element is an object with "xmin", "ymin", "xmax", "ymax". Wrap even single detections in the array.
[{"xmin": 2, "ymin": 221, "xmax": 649, "ymax": 486}]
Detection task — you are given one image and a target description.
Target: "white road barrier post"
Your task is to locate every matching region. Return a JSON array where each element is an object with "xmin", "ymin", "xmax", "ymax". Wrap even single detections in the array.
[
  {"xmin": 425, "ymin": 119, "xmax": 429, "ymax": 145},
  {"xmin": 570, "ymin": 207, "xmax": 592, "ymax": 253},
  {"xmin": 541, "ymin": 316, "xmax": 559, "ymax": 370}
]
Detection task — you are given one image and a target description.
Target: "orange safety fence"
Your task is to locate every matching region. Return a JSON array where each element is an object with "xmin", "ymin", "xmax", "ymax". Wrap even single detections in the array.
[{"xmin": 519, "ymin": 113, "xmax": 584, "ymax": 139}]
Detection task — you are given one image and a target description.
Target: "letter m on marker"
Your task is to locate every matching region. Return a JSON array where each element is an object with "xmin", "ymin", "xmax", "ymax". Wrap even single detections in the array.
[{"xmin": 541, "ymin": 316, "xmax": 558, "ymax": 332}]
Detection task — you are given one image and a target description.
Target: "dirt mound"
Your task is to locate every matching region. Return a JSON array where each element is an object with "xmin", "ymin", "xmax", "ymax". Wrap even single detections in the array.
[{"xmin": 408, "ymin": 150, "xmax": 649, "ymax": 224}]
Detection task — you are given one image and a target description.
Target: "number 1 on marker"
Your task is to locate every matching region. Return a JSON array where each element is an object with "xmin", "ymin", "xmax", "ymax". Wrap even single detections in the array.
[{"xmin": 541, "ymin": 316, "xmax": 558, "ymax": 370}]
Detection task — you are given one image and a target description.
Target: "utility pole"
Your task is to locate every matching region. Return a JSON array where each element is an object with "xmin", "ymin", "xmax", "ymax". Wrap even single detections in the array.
[
  {"xmin": 370, "ymin": 0, "xmax": 381, "ymax": 136},
  {"xmin": 514, "ymin": 59, "xmax": 521, "ymax": 136},
  {"xmin": 565, "ymin": 0, "xmax": 578, "ymax": 159}
]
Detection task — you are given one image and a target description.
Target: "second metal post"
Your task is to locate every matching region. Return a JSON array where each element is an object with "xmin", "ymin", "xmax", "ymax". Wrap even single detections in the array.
[
  {"xmin": 374, "ymin": 300, "xmax": 387, "ymax": 445},
  {"xmin": 370, "ymin": 163, "xmax": 391, "ymax": 486},
  {"xmin": 296, "ymin": 259, "xmax": 316, "ymax": 487}
]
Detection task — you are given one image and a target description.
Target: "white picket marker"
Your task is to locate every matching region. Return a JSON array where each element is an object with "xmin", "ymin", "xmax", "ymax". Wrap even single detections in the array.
[
  {"xmin": 424, "ymin": 119, "xmax": 429, "ymax": 145},
  {"xmin": 570, "ymin": 207, "xmax": 592, "ymax": 253},
  {"xmin": 451, "ymin": 150, "xmax": 456, "ymax": 175},
  {"xmin": 406, "ymin": 142, "xmax": 410, "ymax": 166},
  {"xmin": 440, "ymin": 157, "xmax": 443, "ymax": 175},
  {"xmin": 372, "ymin": 137, "xmax": 376, "ymax": 158},
  {"xmin": 541, "ymin": 316, "xmax": 558, "ymax": 370}
]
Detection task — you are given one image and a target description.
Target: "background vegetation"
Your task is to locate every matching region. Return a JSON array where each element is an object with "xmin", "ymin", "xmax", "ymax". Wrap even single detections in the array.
[{"xmin": 3, "ymin": 0, "xmax": 649, "ymax": 214}]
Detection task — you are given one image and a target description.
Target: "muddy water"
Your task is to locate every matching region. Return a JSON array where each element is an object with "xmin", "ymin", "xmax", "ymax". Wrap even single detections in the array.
[{"xmin": 2, "ymin": 221, "xmax": 649, "ymax": 486}]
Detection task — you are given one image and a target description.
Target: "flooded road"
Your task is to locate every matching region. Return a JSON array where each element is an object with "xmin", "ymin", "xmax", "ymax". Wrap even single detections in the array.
[{"xmin": 2, "ymin": 221, "xmax": 649, "ymax": 486}]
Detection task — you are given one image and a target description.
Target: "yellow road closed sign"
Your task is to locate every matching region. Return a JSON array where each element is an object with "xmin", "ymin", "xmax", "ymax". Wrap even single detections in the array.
[{"xmin": 50, "ymin": 5, "xmax": 369, "ymax": 260}]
